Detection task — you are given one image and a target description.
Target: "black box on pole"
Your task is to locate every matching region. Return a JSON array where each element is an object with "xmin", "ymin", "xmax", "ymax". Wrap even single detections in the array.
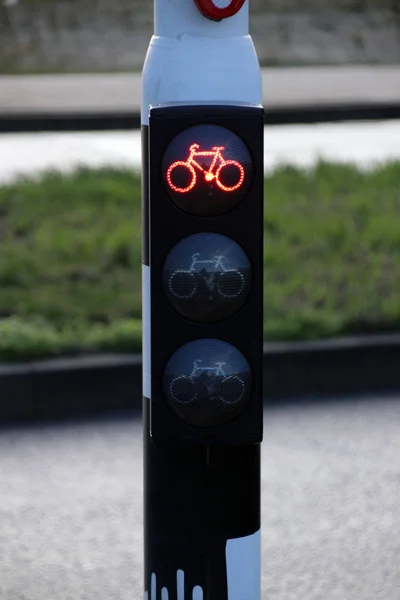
[{"xmin": 148, "ymin": 104, "xmax": 264, "ymax": 445}]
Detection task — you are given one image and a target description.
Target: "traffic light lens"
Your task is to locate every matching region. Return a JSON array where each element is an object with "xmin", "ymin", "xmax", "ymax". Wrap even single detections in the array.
[
  {"xmin": 162, "ymin": 125, "xmax": 253, "ymax": 216},
  {"xmin": 163, "ymin": 339, "xmax": 252, "ymax": 428},
  {"xmin": 163, "ymin": 233, "xmax": 252, "ymax": 323}
]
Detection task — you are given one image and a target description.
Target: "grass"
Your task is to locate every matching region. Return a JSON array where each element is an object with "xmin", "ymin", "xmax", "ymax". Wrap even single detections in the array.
[{"xmin": 0, "ymin": 163, "xmax": 399, "ymax": 362}]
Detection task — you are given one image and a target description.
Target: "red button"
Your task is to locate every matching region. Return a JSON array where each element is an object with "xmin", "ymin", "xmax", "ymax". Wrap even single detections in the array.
[{"xmin": 194, "ymin": 0, "xmax": 246, "ymax": 21}]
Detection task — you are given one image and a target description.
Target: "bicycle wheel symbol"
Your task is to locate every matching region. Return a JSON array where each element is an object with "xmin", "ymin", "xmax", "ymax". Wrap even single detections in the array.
[
  {"xmin": 167, "ymin": 162, "xmax": 197, "ymax": 194},
  {"xmin": 218, "ymin": 376, "xmax": 245, "ymax": 405},
  {"xmin": 170, "ymin": 375, "xmax": 198, "ymax": 404},
  {"xmin": 168, "ymin": 270, "xmax": 197, "ymax": 299},
  {"xmin": 170, "ymin": 373, "xmax": 245, "ymax": 407},
  {"xmin": 215, "ymin": 161, "xmax": 245, "ymax": 192},
  {"xmin": 217, "ymin": 270, "xmax": 245, "ymax": 299}
]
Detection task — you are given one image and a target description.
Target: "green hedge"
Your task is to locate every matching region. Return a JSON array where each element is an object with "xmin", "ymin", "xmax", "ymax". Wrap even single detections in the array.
[{"xmin": 0, "ymin": 163, "xmax": 399, "ymax": 361}]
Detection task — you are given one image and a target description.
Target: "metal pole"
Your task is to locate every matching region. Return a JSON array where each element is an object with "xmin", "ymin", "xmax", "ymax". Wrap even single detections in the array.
[{"xmin": 142, "ymin": 2, "xmax": 262, "ymax": 598}]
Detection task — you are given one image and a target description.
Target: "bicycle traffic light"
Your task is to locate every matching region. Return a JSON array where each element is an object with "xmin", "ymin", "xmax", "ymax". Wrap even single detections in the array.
[{"xmin": 146, "ymin": 104, "xmax": 264, "ymax": 445}]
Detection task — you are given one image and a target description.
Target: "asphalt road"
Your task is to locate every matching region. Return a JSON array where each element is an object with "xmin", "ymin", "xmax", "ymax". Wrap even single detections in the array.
[
  {"xmin": 1, "ymin": 67, "xmax": 400, "ymax": 113},
  {"xmin": 0, "ymin": 395, "xmax": 399, "ymax": 600}
]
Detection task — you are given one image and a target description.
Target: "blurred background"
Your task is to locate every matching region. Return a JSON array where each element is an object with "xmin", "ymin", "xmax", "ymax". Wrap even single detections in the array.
[
  {"xmin": 1, "ymin": 0, "xmax": 400, "ymax": 72},
  {"xmin": 0, "ymin": 1, "xmax": 400, "ymax": 599}
]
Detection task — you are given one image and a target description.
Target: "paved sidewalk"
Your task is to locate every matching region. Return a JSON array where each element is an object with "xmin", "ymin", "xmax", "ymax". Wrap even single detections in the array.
[
  {"xmin": 1, "ymin": 66, "xmax": 399, "ymax": 114},
  {"xmin": 1, "ymin": 398, "xmax": 400, "ymax": 600}
]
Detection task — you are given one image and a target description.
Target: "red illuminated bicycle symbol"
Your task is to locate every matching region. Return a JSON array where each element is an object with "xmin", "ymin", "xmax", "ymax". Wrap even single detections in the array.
[{"xmin": 166, "ymin": 143, "xmax": 245, "ymax": 194}]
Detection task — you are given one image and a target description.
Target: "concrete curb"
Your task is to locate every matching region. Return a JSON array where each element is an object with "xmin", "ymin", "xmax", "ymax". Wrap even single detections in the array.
[
  {"xmin": 1, "ymin": 333, "xmax": 400, "ymax": 423},
  {"xmin": 1, "ymin": 102, "xmax": 400, "ymax": 133}
]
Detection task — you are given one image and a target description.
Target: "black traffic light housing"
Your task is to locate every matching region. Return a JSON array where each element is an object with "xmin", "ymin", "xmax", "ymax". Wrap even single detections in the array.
[{"xmin": 147, "ymin": 104, "xmax": 264, "ymax": 446}]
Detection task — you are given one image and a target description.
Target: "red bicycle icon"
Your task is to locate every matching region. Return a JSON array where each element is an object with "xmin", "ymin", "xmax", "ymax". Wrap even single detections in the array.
[{"xmin": 166, "ymin": 143, "xmax": 245, "ymax": 194}]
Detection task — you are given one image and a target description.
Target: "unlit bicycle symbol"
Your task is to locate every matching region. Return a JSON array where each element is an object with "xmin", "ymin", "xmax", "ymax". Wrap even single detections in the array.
[
  {"xmin": 170, "ymin": 359, "xmax": 245, "ymax": 405},
  {"xmin": 168, "ymin": 253, "xmax": 245, "ymax": 300}
]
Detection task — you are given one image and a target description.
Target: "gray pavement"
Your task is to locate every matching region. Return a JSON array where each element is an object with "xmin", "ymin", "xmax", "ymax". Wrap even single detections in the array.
[
  {"xmin": 0, "ymin": 395, "xmax": 399, "ymax": 599},
  {"xmin": 1, "ymin": 66, "xmax": 400, "ymax": 114}
]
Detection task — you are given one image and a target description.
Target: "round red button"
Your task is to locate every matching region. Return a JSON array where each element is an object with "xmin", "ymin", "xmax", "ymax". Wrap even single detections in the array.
[{"xmin": 193, "ymin": 0, "xmax": 246, "ymax": 22}]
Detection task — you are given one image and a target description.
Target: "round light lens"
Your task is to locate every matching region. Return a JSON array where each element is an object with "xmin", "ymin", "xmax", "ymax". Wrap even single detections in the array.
[
  {"xmin": 163, "ymin": 233, "xmax": 252, "ymax": 324},
  {"xmin": 163, "ymin": 339, "xmax": 252, "ymax": 427},
  {"xmin": 162, "ymin": 124, "xmax": 253, "ymax": 217}
]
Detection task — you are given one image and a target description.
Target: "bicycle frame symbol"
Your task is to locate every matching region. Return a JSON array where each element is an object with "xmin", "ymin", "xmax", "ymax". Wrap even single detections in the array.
[
  {"xmin": 166, "ymin": 143, "xmax": 245, "ymax": 194},
  {"xmin": 168, "ymin": 253, "xmax": 245, "ymax": 300},
  {"xmin": 170, "ymin": 359, "xmax": 245, "ymax": 406}
]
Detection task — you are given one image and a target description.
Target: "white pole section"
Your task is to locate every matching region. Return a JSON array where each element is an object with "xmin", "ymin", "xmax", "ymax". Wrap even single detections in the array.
[{"xmin": 141, "ymin": 0, "xmax": 262, "ymax": 125}]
